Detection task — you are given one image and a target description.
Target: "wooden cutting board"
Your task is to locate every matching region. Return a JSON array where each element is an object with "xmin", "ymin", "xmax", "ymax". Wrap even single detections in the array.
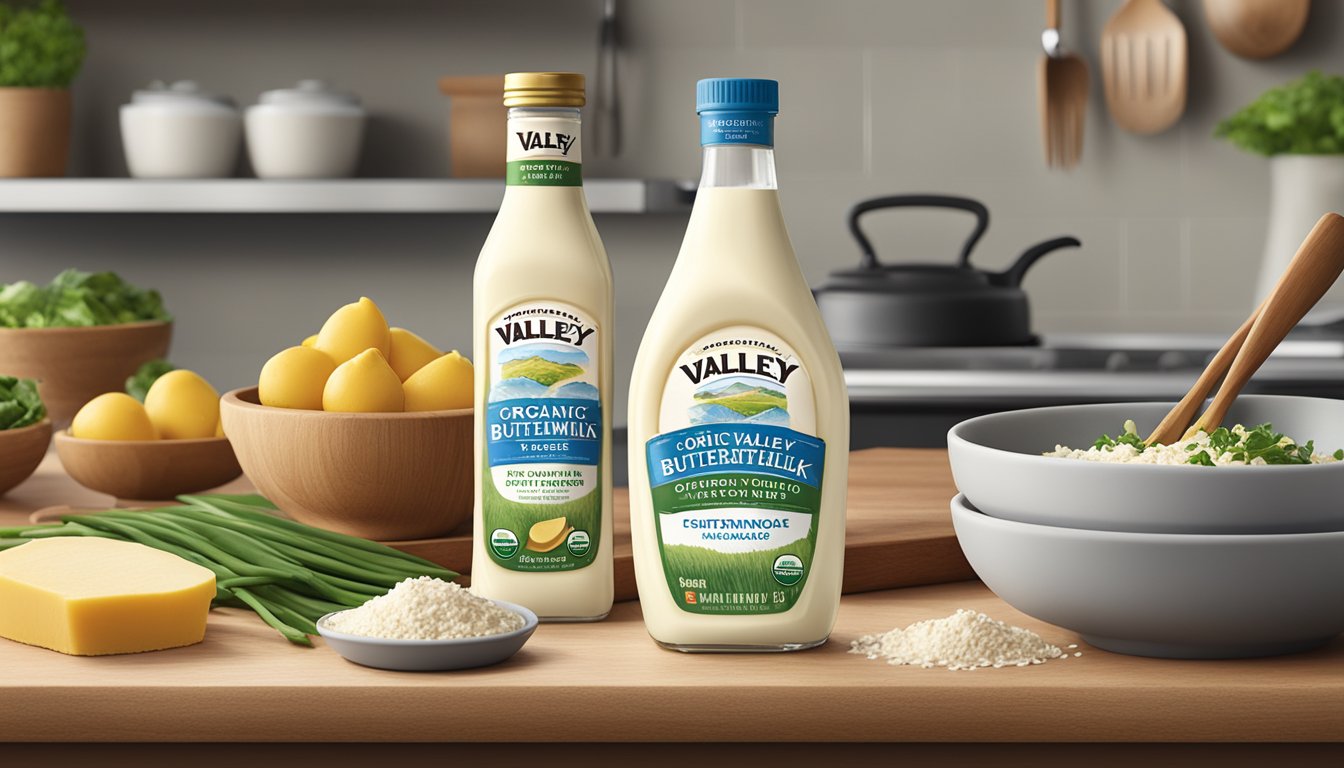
[
  {"xmin": 1, "ymin": 448, "xmax": 971, "ymax": 601},
  {"xmin": 389, "ymin": 448, "xmax": 970, "ymax": 600}
]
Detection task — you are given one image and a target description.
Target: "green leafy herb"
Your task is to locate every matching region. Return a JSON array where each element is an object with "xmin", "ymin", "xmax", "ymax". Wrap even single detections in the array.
[
  {"xmin": 0, "ymin": 375, "xmax": 46, "ymax": 430},
  {"xmin": 0, "ymin": 269, "xmax": 170, "ymax": 328},
  {"xmin": 125, "ymin": 359, "xmax": 175, "ymax": 402},
  {"xmin": 0, "ymin": 0, "xmax": 85, "ymax": 88},
  {"xmin": 1085, "ymin": 420, "xmax": 1342, "ymax": 466},
  {"xmin": 1215, "ymin": 71, "xmax": 1344, "ymax": 156},
  {"xmin": 1182, "ymin": 423, "xmax": 1333, "ymax": 466},
  {"xmin": 1093, "ymin": 419, "xmax": 1147, "ymax": 453},
  {"xmin": 1188, "ymin": 450, "xmax": 1215, "ymax": 467}
]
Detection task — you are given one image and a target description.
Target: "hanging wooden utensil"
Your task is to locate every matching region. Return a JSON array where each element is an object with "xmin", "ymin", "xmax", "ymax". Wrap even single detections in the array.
[
  {"xmin": 1101, "ymin": 0, "xmax": 1188, "ymax": 135},
  {"xmin": 1203, "ymin": 0, "xmax": 1309, "ymax": 60},
  {"xmin": 1039, "ymin": 0, "xmax": 1089, "ymax": 168}
]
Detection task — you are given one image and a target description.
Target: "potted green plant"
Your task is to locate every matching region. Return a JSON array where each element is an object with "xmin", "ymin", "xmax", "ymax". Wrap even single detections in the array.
[
  {"xmin": 0, "ymin": 0, "xmax": 85, "ymax": 177},
  {"xmin": 1216, "ymin": 71, "xmax": 1344, "ymax": 304}
]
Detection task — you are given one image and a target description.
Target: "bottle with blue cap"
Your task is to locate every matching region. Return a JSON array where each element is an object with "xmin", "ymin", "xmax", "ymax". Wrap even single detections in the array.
[{"xmin": 627, "ymin": 78, "xmax": 850, "ymax": 651}]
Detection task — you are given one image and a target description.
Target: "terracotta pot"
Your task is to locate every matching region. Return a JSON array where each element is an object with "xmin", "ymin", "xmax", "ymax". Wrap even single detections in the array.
[
  {"xmin": 0, "ymin": 321, "xmax": 173, "ymax": 427},
  {"xmin": 438, "ymin": 75, "xmax": 505, "ymax": 178},
  {"xmin": 0, "ymin": 88, "xmax": 72, "ymax": 177}
]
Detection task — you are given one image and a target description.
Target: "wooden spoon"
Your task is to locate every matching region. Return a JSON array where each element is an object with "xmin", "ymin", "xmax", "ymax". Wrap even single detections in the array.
[
  {"xmin": 1203, "ymin": 0, "xmax": 1309, "ymax": 60},
  {"xmin": 1181, "ymin": 213, "xmax": 1344, "ymax": 440},
  {"xmin": 1145, "ymin": 303, "xmax": 1260, "ymax": 446},
  {"xmin": 1039, "ymin": 0, "xmax": 1089, "ymax": 169},
  {"xmin": 1101, "ymin": 0, "xmax": 1188, "ymax": 135}
]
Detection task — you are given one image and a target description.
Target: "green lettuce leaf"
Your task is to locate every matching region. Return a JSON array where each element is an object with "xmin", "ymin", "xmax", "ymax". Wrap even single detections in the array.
[
  {"xmin": 125, "ymin": 359, "xmax": 175, "ymax": 402},
  {"xmin": 0, "ymin": 269, "xmax": 170, "ymax": 328},
  {"xmin": 0, "ymin": 376, "xmax": 46, "ymax": 430}
]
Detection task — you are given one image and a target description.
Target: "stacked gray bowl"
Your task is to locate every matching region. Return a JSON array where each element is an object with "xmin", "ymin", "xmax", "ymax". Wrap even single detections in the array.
[{"xmin": 947, "ymin": 395, "xmax": 1344, "ymax": 659}]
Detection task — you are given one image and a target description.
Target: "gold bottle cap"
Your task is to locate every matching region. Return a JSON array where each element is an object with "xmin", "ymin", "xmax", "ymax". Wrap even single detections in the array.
[{"xmin": 503, "ymin": 72, "xmax": 586, "ymax": 108}]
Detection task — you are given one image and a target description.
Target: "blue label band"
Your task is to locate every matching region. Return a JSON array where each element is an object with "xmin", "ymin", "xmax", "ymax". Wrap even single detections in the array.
[
  {"xmin": 700, "ymin": 110, "xmax": 774, "ymax": 147},
  {"xmin": 646, "ymin": 423, "xmax": 824, "ymax": 487},
  {"xmin": 487, "ymin": 397, "xmax": 602, "ymax": 466}
]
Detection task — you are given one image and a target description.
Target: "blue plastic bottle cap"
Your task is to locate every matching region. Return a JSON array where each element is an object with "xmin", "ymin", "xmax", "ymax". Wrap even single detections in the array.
[
  {"xmin": 696, "ymin": 78, "xmax": 779, "ymax": 147},
  {"xmin": 696, "ymin": 78, "xmax": 779, "ymax": 114}
]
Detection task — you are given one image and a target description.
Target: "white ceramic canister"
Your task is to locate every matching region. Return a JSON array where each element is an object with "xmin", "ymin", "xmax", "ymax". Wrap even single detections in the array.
[
  {"xmin": 245, "ymin": 80, "xmax": 366, "ymax": 179},
  {"xmin": 1256, "ymin": 155, "xmax": 1344, "ymax": 308},
  {"xmin": 120, "ymin": 81, "xmax": 242, "ymax": 178}
]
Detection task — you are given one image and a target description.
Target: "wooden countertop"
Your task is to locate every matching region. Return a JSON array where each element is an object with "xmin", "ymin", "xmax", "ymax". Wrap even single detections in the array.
[
  {"xmin": 2, "ymin": 448, "xmax": 1343, "ymax": 745},
  {"xmin": 2, "ymin": 581, "xmax": 1343, "ymax": 743}
]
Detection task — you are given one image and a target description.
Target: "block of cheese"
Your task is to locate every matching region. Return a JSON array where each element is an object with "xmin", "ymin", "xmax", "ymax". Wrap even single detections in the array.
[{"xmin": 0, "ymin": 537, "xmax": 216, "ymax": 656}]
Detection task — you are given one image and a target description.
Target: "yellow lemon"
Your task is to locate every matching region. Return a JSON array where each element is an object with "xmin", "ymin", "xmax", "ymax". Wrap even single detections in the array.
[
  {"xmin": 144, "ymin": 370, "xmax": 221, "ymax": 440},
  {"xmin": 388, "ymin": 327, "xmax": 443, "ymax": 381},
  {"xmin": 301, "ymin": 334, "xmax": 318, "ymax": 348},
  {"xmin": 71, "ymin": 393, "xmax": 158, "ymax": 441},
  {"xmin": 322, "ymin": 348, "xmax": 405, "ymax": 413},
  {"xmin": 215, "ymin": 419, "xmax": 225, "ymax": 437},
  {"xmin": 259, "ymin": 346, "xmax": 337, "ymax": 410},
  {"xmin": 314, "ymin": 297, "xmax": 390, "ymax": 365},
  {"xmin": 403, "ymin": 351, "xmax": 474, "ymax": 412}
]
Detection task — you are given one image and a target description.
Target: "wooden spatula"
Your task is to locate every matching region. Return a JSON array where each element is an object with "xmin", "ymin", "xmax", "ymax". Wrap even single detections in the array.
[
  {"xmin": 1101, "ymin": 0, "xmax": 1188, "ymax": 135},
  {"xmin": 1147, "ymin": 213, "xmax": 1344, "ymax": 445},
  {"xmin": 1039, "ymin": 0, "xmax": 1089, "ymax": 169}
]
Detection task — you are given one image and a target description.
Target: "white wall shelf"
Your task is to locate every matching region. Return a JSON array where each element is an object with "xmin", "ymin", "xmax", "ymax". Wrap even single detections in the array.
[{"xmin": 0, "ymin": 179, "xmax": 694, "ymax": 214}]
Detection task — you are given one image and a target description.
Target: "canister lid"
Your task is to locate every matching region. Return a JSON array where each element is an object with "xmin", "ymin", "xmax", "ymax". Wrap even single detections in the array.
[
  {"xmin": 130, "ymin": 80, "xmax": 235, "ymax": 107},
  {"xmin": 503, "ymin": 72, "xmax": 585, "ymax": 108},
  {"xmin": 257, "ymin": 80, "xmax": 361, "ymax": 107}
]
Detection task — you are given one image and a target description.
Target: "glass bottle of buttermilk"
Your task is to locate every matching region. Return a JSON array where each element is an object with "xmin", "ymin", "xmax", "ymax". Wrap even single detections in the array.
[
  {"xmin": 471, "ymin": 72, "xmax": 613, "ymax": 621},
  {"xmin": 627, "ymin": 78, "xmax": 849, "ymax": 650}
]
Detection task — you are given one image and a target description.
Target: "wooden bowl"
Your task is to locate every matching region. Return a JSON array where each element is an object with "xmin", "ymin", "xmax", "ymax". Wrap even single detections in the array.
[
  {"xmin": 0, "ymin": 321, "xmax": 172, "ymax": 426},
  {"xmin": 53, "ymin": 430, "xmax": 243, "ymax": 501},
  {"xmin": 219, "ymin": 387, "xmax": 472, "ymax": 540},
  {"xmin": 0, "ymin": 419, "xmax": 53, "ymax": 496}
]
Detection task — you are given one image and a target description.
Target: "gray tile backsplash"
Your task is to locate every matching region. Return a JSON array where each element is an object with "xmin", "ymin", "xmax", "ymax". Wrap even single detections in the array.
[{"xmin": 6, "ymin": 0, "xmax": 1344, "ymax": 419}]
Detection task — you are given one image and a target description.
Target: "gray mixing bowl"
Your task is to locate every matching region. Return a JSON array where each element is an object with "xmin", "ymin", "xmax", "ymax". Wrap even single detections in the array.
[
  {"xmin": 952, "ymin": 494, "xmax": 1344, "ymax": 658},
  {"xmin": 947, "ymin": 395, "xmax": 1344, "ymax": 534}
]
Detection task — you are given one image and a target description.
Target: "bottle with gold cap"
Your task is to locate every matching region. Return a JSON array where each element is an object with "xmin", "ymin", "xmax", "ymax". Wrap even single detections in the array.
[{"xmin": 471, "ymin": 72, "xmax": 613, "ymax": 621}]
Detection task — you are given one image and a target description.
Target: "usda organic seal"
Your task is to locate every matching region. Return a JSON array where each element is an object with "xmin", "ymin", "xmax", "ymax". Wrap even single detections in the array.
[
  {"xmin": 771, "ymin": 553, "xmax": 804, "ymax": 586},
  {"xmin": 490, "ymin": 528, "xmax": 520, "ymax": 559}
]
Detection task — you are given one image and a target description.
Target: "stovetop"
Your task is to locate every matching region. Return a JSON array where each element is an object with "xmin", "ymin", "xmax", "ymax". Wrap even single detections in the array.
[{"xmin": 840, "ymin": 328, "xmax": 1344, "ymax": 406}]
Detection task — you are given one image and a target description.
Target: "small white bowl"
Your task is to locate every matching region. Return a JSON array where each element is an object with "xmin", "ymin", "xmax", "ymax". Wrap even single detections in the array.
[
  {"xmin": 246, "ymin": 80, "xmax": 365, "ymax": 179},
  {"xmin": 316, "ymin": 600, "xmax": 538, "ymax": 671},
  {"xmin": 120, "ymin": 80, "xmax": 241, "ymax": 178}
]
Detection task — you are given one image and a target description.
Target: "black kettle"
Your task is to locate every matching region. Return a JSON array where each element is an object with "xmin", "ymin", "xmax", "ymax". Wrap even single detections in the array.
[{"xmin": 814, "ymin": 195, "xmax": 1081, "ymax": 348}]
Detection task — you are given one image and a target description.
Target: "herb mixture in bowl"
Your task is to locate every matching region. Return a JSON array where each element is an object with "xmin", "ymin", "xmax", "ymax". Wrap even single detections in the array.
[
  {"xmin": 0, "ymin": 270, "xmax": 169, "ymax": 328},
  {"xmin": 1048, "ymin": 421, "xmax": 1344, "ymax": 467}
]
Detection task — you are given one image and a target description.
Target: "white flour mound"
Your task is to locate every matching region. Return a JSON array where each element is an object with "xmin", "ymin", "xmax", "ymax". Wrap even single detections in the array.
[
  {"xmin": 851, "ymin": 609, "xmax": 1067, "ymax": 671},
  {"xmin": 324, "ymin": 576, "xmax": 525, "ymax": 640}
]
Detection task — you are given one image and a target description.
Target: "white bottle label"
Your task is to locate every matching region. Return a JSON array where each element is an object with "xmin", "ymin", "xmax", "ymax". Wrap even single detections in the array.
[
  {"xmin": 483, "ymin": 301, "xmax": 602, "ymax": 571},
  {"xmin": 645, "ymin": 327, "xmax": 825, "ymax": 614},
  {"xmin": 506, "ymin": 115, "xmax": 582, "ymax": 187}
]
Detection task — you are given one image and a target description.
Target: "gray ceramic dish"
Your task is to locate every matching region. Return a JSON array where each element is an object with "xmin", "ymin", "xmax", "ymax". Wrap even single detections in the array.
[
  {"xmin": 947, "ymin": 395, "xmax": 1344, "ymax": 534},
  {"xmin": 316, "ymin": 600, "xmax": 538, "ymax": 671},
  {"xmin": 952, "ymin": 494, "xmax": 1344, "ymax": 658}
]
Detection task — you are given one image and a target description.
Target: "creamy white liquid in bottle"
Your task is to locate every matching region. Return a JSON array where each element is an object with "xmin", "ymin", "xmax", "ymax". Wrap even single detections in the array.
[
  {"xmin": 627, "ymin": 78, "xmax": 850, "ymax": 650},
  {"xmin": 472, "ymin": 73, "xmax": 613, "ymax": 621}
]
